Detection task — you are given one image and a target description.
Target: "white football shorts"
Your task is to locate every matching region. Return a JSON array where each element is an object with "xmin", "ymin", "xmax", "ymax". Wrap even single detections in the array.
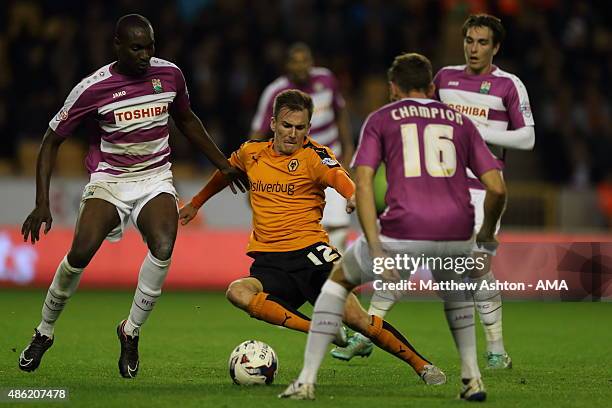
[
  {"xmin": 79, "ymin": 169, "xmax": 178, "ymax": 242},
  {"xmin": 341, "ymin": 233, "xmax": 474, "ymax": 285}
]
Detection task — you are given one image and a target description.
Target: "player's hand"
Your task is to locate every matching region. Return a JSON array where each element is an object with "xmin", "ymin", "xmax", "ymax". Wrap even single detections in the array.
[
  {"xmin": 179, "ymin": 203, "xmax": 199, "ymax": 225},
  {"xmin": 345, "ymin": 194, "xmax": 356, "ymax": 214},
  {"xmin": 380, "ymin": 265, "xmax": 401, "ymax": 282},
  {"xmin": 22, "ymin": 205, "xmax": 53, "ymax": 244},
  {"xmin": 372, "ymin": 248, "xmax": 401, "ymax": 282},
  {"xmin": 475, "ymin": 229, "xmax": 499, "ymax": 255},
  {"xmin": 221, "ymin": 167, "xmax": 249, "ymax": 194}
]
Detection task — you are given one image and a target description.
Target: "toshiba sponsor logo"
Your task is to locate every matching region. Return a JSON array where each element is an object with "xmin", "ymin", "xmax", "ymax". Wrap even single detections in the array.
[
  {"xmin": 114, "ymin": 102, "xmax": 168, "ymax": 125},
  {"xmin": 447, "ymin": 103, "xmax": 489, "ymax": 119}
]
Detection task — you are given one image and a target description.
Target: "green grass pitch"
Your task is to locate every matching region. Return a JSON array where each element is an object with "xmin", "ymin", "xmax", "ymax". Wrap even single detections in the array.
[{"xmin": 1, "ymin": 290, "xmax": 610, "ymax": 407}]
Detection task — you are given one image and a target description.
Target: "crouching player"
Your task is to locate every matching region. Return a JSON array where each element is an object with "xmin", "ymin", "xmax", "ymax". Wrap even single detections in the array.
[{"xmin": 180, "ymin": 89, "xmax": 445, "ymax": 385}]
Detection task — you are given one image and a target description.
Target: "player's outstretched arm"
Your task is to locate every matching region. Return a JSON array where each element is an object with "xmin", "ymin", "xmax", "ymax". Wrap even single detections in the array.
[
  {"xmin": 325, "ymin": 168, "xmax": 356, "ymax": 213},
  {"xmin": 479, "ymin": 126, "xmax": 535, "ymax": 150},
  {"xmin": 325, "ymin": 167, "xmax": 355, "ymax": 197},
  {"xmin": 22, "ymin": 128, "xmax": 65, "ymax": 244},
  {"xmin": 171, "ymin": 108, "xmax": 249, "ymax": 193},
  {"xmin": 476, "ymin": 169, "xmax": 507, "ymax": 252},
  {"xmin": 180, "ymin": 170, "xmax": 237, "ymax": 225}
]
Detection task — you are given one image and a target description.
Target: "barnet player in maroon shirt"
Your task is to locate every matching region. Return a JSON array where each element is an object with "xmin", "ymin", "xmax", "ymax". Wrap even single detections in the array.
[
  {"xmin": 341, "ymin": 14, "xmax": 530, "ymax": 373},
  {"xmin": 18, "ymin": 14, "xmax": 247, "ymax": 379}
]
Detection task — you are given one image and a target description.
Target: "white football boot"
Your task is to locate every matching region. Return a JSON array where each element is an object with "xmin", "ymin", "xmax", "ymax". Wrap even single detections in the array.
[{"xmin": 278, "ymin": 381, "xmax": 315, "ymax": 400}]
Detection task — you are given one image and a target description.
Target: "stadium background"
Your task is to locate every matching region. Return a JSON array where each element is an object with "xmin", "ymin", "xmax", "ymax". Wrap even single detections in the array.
[{"xmin": 0, "ymin": 0, "xmax": 610, "ymax": 291}]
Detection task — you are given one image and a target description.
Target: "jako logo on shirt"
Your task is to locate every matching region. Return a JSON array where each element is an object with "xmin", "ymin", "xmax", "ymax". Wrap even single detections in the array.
[{"xmin": 114, "ymin": 102, "xmax": 169, "ymax": 125}]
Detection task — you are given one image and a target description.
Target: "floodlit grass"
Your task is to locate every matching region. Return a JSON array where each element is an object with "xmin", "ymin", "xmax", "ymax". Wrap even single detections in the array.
[{"xmin": 1, "ymin": 290, "xmax": 610, "ymax": 407}]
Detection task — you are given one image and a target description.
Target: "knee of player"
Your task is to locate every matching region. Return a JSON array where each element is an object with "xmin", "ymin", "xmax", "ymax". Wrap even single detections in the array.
[
  {"xmin": 147, "ymin": 239, "xmax": 175, "ymax": 261},
  {"xmin": 67, "ymin": 248, "xmax": 95, "ymax": 269},
  {"xmin": 329, "ymin": 264, "xmax": 356, "ymax": 291},
  {"xmin": 225, "ymin": 281, "xmax": 253, "ymax": 309}
]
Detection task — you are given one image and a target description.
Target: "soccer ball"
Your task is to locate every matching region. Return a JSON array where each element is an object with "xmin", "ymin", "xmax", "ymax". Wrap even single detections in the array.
[{"xmin": 228, "ymin": 340, "xmax": 278, "ymax": 385}]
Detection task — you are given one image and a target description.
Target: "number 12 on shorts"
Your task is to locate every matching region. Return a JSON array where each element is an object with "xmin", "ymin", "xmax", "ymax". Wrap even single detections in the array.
[{"xmin": 307, "ymin": 245, "xmax": 340, "ymax": 265}]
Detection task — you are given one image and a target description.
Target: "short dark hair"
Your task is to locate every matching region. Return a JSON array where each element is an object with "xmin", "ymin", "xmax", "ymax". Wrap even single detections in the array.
[
  {"xmin": 387, "ymin": 53, "xmax": 432, "ymax": 93},
  {"xmin": 287, "ymin": 42, "xmax": 312, "ymax": 59},
  {"xmin": 462, "ymin": 14, "xmax": 506, "ymax": 46},
  {"xmin": 273, "ymin": 89, "xmax": 314, "ymax": 121},
  {"xmin": 115, "ymin": 14, "xmax": 153, "ymax": 40}
]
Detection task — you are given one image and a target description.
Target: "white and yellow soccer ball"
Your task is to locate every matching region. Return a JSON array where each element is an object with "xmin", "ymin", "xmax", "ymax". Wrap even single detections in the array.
[{"xmin": 228, "ymin": 340, "xmax": 278, "ymax": 385}]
